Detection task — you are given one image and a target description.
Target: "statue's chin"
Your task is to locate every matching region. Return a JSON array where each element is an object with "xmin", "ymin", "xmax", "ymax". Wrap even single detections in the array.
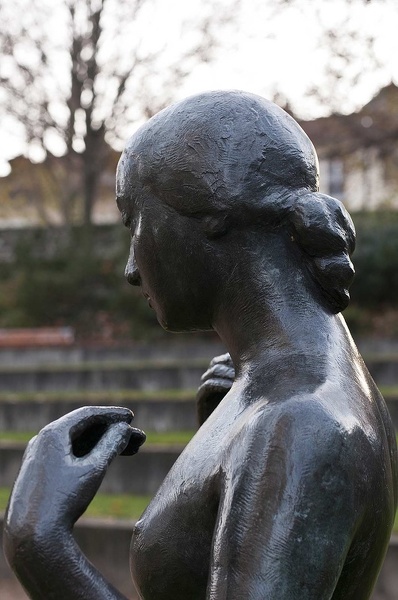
[
  {"xmin": 161, "ymin": 322, "xmax": 214, "ymax": 334},
  {"xmin": 155, "ymin": 302, "xmax": 214, "ymax": 333}
]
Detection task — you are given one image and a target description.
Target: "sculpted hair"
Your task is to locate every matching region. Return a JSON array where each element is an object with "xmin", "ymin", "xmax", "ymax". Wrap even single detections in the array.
[
  {"xmin": 285, "ymin": 191, "xmax": 355, "ymax": 313},
  {"xmin": 121, "ymin": 90, "xmax": 356, "ymax": 313}
]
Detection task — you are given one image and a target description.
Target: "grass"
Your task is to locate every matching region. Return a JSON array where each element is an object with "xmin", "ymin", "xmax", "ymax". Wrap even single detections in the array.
[
  {"xmin": 0, "ymin": 485, "xmax": 397, "ymax": 531},
  {"xmin": 0, "ymin": 487, "xmax": 151, "ymax": 520},
  {"xmin": 86, "ymin": 492, "xmax": 152, "ymax": 519},
  {"xmin": 0, "ymin": 358, "xmax": 209, "ymax": 374},
  {"xmin": 0, "ymin": 388, "xmax": 196, "ymax": 403},
  {"xmin": 0, "ymin": 352, "xmax": 397, "ymax": 374},
  {"xmin": 0, "ymin": 429, "xmax": 195, "ymax": 445},
  {"xmin": 363, "ymin": 354, "xmax": 398, "ymax": 363},
  {"xmin": 1, "ymin": 386, "xmax": 397, "ymax": 404},
  {"xmin": 379, "ymin": 386, "xmax": 398, "ymax": 398},
  {"xmin": 0, "ymin": 487, "xmax": 10, "ymax": 512}
]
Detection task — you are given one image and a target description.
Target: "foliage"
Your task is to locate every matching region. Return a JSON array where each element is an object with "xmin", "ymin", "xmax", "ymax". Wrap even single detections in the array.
[
  {"xmin": 350, "ymin": 211, "xmax": 398, "ymax": 307},
  {"xmin": 0, "ymin": 211, "xmax": 398, "ymax": 339},
  {"xmin": 0, "ymin": 225, "xmax": 160, "ymax": 339},
  {"xmin": 341, "ymin": 211, "xmax": 398, "ymax": 335}
]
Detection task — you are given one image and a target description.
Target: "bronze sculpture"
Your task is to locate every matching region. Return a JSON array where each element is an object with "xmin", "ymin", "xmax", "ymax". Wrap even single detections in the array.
[{"xmin": 4, "ymin": 91, "xmax": 398, "ymax": 599}]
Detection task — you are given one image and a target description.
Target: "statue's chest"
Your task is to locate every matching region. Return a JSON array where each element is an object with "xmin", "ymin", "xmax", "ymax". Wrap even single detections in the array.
[
  {"xmin": 129, "ymin": 395, "xmax": 250, "ymax": 599},
  {"xmin": 130, "ymin": 447, "xmax": 222, "ymax": 599}
]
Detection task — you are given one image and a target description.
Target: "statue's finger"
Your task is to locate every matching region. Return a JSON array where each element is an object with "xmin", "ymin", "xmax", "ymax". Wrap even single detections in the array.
[
  {"xmin": 63, "ymin": 406, "xmax": 133, "ymax": 437},
  {"xmin": 81, "ymin": 422, "xmax": 139, "ymax": 468},
  {"xmin": 200, "ymin": 363, "xmax": 235, "ymax": 384},
  {"xmin": 209, "ymin": 353, "xmax": 233, "ymax": 367}
]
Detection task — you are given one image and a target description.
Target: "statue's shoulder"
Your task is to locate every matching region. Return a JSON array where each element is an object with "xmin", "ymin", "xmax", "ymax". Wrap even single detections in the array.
[
  {"xmin": 225, "ymin": 396, "xmax": 370, "ymax": 515},
  {"xmin": 240, "ymin": 392, "xmax": 366, "ymax": 468}
]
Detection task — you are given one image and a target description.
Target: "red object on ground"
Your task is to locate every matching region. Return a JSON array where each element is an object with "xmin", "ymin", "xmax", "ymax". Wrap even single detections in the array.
[{"xmin": 0, "ymin": 328, "xmax": 75, "ymax": 347}]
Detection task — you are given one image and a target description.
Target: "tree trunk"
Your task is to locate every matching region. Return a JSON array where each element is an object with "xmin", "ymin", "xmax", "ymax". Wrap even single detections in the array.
[{"xmin": 82, "ymin": 126, "xmax": 108, "ymax": 229}]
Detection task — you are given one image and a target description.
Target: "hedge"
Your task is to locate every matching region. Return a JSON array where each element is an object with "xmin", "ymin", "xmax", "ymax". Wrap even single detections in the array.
[{"xmin": 0, "ymin": 212, "xmax": 397, "ymax": 338}]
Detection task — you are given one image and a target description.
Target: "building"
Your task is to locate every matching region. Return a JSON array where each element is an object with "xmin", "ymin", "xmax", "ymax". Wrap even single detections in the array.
[
  {"xmin": 1, "ymin": 84, "xmax": 397, "ymax": 227},
  {"xmin": 299, "ymin": 83, "xmax": 398, "ymax": 211},
  {"xmin": 0, "ymin": 152, "xmax": 120, "ymax": 228}
]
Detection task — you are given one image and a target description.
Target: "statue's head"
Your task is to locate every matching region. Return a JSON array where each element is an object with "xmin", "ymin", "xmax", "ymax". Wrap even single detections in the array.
[
  {"xmin": 118, "ymin": 91, "xmax": 319, "ymax": 219},
  {"xmin": 117, "ymin": 91, "xmax": 355, "ymax": 331}
]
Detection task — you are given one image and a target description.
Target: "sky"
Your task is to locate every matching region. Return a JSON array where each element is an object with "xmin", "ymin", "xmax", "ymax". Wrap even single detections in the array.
[
  {"xmin": 179, "ymin": 0, "xmax": 398, "ymax": 115},
  {"xmin": 0, "ymin": 0, "xmax": 397, "ymax": 176}
]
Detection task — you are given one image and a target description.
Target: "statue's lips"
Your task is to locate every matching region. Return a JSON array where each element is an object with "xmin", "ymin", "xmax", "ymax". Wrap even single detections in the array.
[{"xmin": 143, "ymin": 292, "xmax": 153, "ymax": 309}]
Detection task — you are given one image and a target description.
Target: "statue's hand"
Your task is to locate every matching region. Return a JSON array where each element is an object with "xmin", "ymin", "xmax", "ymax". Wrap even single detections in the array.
[
  {"xmin": 196, "ymin": 353, "xmax": 235, "ymax": 425},
  {"xmin": 5, "ymin": 407, "xmax": 146, "ymax": 537},
  {"xmin": 4, "ymin": 407, "xmax": 145, "ymax": 598}
]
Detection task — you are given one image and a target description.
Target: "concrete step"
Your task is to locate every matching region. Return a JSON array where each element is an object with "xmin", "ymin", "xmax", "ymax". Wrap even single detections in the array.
[
  {"xmin": 2, "ymin": 388, "xmax": 398, "ymax": 495},
  {"xmin": 0, "ymin": 336, "xmax": 395, "ymax": 369},
  {"xmin": 0, "ymin": 356, "xmax": 397, "ymax": 394},
  {"xmin": 0, "ymin": 392, "xmax": 397, "ymax": 433},
  {"xmin": 0, "ymin": 441, "xmax": 184, "ymax": 495},
  {"xmin": 385, "ymin": 396, "xmax": 398, "ymax": 431},
  {"xmin": 0, "ymin": 515, "xmax": 396, "ymax": 600},
  {"xmin": 0, "ymin": 515, "xmax": 138, "ymax": 599},
  {"xmin": 0, "ymin": 359, "xmax": 208, "ymax": 393},
  {"xmin": 0, "ymin": 392, "xmax": 198, "ymax": 433},
  {"xmin": 366, "ymin": 358, "xmax": 398, "ymax": 387},
  {"xmin": 0, "ymin": 340, "xmax": 225, "ymax": 368}
]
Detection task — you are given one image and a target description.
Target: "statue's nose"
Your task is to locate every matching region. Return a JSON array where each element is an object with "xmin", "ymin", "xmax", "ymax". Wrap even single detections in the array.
[
  {"xmin": 125, "ymin": 250, "xmax": 141, "ymax": 286},
  {"xmin": 125, "ymin": 264, "xmax": 141, "ymax": 286}
]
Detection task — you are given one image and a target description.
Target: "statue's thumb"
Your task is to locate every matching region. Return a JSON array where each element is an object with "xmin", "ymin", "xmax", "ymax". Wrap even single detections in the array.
[{"xmin": 89, "ymin": 422, "xmax": 135, "ymax": 468}]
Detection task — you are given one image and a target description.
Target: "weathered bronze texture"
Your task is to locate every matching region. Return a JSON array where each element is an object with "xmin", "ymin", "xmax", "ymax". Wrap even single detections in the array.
[{"xmin": 4, "ymin": 91, "xmax": 398, "ymax": 599}]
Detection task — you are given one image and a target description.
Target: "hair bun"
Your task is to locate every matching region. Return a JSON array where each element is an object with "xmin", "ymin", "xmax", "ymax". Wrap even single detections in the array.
[{"xmin": 288, "ymin": 192, "xmax": 356, "ymax": 313}]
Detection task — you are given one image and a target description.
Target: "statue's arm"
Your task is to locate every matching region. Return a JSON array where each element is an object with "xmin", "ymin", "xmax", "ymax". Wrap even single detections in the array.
[
  {"xmin": 3, "ymin": 407, "xmax": 145, "ymax": 600},
  {"xmin": 207, "ymin": 407, "xmax": 358, "ymax": 599},
  {"xmin": 5, "ymin": 531, "xmax": 129, "ymax": 600},
  {"xmin": 196, "ymin": 353, "xmax": 235, "ymax": 425}
]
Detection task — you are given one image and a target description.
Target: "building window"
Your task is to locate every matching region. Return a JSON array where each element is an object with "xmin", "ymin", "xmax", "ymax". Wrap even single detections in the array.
[{"xmin": 328, "ymin": 159, "xmax": 344, "ymax": 199}]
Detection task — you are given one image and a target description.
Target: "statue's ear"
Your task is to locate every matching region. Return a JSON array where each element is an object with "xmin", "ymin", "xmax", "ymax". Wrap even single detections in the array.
[{"xmin": 201, "ymin": 214, "xmax": 228, "ymax": 239}]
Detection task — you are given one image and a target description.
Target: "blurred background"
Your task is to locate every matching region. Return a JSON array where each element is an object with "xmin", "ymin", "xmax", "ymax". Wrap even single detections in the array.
[
  {"xmin": 0, "ymin": 1, "xmax": 397, "ymax": 598},
  {"xmin": 0, "ymin": 0, "xmax": 397, "ymax": 340}
]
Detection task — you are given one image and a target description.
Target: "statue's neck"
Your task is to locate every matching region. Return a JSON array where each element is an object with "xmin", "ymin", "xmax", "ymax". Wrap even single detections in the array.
[{"xmin": 211, "ymin": 233, "xmax": 351, "ymax": 382}]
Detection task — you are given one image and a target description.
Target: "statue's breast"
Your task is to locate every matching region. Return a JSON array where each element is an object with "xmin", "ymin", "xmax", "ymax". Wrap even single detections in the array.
[
  {"xmin": 129, "ymin": 435, "xmax": 223, "ymax": 600},
  {"xmin": 128, "ymin": 390, "xmax": 264, "ymax": 599}
]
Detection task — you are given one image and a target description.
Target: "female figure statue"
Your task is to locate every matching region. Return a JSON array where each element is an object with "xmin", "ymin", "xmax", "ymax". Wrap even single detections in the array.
[{"xmin": 4, "ymin": 91, "xmax": 397, "ymax": 599}]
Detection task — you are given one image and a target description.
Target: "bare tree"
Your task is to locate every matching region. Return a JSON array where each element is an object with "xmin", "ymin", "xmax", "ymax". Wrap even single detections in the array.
[
  {"xmin": 0, "ymin": 0, "xmax": 241, "ymax": 226},
  {"xmin": 302, "ymin": 0, "xmax": 385, "ymax": 115},
  {"xmin": 286, "ymin": 0, "xmax": 395, "ymax": 116},
  {"xmin": 1, "ymin": 0, "xmax": 394, "ymax": 228}
]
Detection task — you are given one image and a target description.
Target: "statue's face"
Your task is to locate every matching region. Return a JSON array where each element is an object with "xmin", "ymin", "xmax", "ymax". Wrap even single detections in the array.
[{"xmin": 116, "ymin": 157, "xmax": 216, "ymax": 332}]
